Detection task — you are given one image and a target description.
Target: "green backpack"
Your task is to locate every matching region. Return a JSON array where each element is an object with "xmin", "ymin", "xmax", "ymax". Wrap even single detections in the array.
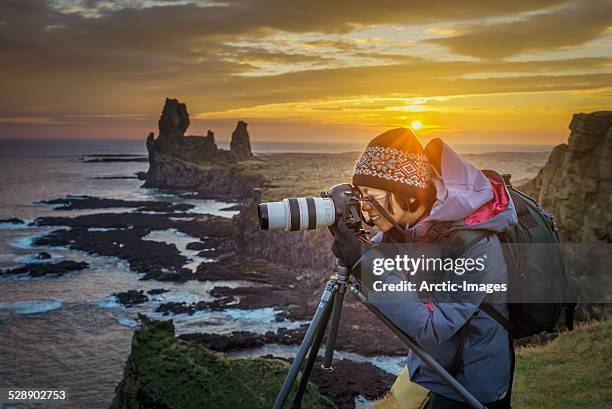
[{"xmin": 449, "ymin": 170, "xmax": 579, "ymax": 339}]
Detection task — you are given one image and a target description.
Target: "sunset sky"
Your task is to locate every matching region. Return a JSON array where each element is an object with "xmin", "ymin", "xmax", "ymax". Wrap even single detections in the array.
[{"xmin": 1, "ymin": 0, "xmax": 611, "ymax": 147}]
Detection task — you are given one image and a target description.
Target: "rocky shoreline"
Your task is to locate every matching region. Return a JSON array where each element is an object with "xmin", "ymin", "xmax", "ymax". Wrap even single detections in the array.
[
  {"xmin": 27, "ymin": 192, "xmax": 409, "ymax": 358},
  {"xmin": 11, "ymin": 189, "xmax": 400, "ymax": 407},
  {"xmin": 2, "ymin": 168, "xmax": 400, "ymax": 408}
]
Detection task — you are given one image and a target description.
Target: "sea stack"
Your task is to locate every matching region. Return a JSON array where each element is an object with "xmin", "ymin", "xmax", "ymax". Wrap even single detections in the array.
[
  {"xmin": 230, "ymin": 120, "xmax": 253, "ymax": 161},
  {"xmin": 144, "ymin": 98, "xmax": 261, "ymax": 199},
  {"xmin": 520, "ymin": 111, "xmax": 612, "ymax": 243},
  {"xmin": 158, "ymin": 98, "xmax": 189, "ymax": 140}
]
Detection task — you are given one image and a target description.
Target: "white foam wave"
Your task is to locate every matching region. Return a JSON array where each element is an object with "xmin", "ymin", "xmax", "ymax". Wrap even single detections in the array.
[{"xmin": 0, "ymin": 299, "xmax": 63, "ymax": 314}]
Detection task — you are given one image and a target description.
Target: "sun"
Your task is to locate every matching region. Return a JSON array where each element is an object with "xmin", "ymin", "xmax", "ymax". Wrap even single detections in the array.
[{"xmin": 410, "ymin": 120, "xmax": 422, "ymax": 130}]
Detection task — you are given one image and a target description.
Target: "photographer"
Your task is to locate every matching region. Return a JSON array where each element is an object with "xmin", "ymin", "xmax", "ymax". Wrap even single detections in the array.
[{"xmin": 333, "ymin": 128, "xmax": 517, "ymax": 409}]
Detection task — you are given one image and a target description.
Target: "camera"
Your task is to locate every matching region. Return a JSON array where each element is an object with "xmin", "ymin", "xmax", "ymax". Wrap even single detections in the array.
[{"xmin": 258, "ymin": 183, "xmax": 369, "ymax": 232}]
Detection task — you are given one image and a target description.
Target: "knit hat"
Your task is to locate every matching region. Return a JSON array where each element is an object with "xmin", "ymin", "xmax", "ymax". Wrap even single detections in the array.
[{"xmin": 352, "ymin": 128, "xmax": 430, "ymax": 197}]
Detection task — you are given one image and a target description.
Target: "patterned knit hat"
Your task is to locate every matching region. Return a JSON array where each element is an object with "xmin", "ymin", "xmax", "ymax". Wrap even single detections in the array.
[{"xmin": 352, "ymin": 128, "xmax": 430, "ymax": 197}]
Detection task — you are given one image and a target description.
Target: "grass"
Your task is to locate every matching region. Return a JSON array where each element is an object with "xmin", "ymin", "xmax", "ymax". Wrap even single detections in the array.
[
  {"xmin": 371, "ymin": 319, "xmax": 612, "ymax": 409},
  {"xmin": 512, "ymin": 319, "xmax": 612, "ymax": 409},
  {"xmin": 110, "ymin": 316, "xmax": 335, "ymax": 409}
]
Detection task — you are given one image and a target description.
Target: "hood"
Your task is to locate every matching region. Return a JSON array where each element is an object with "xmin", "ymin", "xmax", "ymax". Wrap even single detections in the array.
[{"xmin": 406, "ymin": 138, "xmax": 517, "ymax": 239}]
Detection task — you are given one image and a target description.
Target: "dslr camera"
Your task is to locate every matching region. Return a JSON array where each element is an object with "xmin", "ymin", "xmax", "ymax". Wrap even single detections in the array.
[{"xmin": 258, "ymin": 183, "xmax": 373, "ymax": 234}]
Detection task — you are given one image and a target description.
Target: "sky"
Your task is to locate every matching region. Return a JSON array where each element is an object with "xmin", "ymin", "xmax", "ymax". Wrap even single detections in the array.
[{"xmin": 0, "ymin": 0, "xmax": 610, "ymax": 147}]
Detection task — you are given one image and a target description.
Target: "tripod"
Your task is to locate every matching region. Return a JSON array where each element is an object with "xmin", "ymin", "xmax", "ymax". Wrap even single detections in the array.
[{"xmin": 272, "ymin": 258, "xmax": 488, "ymax": 409}]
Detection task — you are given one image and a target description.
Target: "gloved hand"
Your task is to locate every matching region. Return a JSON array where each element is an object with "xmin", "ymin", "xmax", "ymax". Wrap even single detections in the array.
[{"xmin": 329, "ymin": 219, "xmax": 368, "ymax": 269}]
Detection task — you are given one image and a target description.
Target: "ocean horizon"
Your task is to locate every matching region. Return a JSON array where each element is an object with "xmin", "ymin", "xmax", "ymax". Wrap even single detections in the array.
[{"xmin": 0, "ymin": 138, "xmax": 554, "ymax": 155}]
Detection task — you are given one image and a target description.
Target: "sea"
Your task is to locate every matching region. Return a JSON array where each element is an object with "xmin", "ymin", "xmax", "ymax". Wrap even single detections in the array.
[{"xmin": 0, "ymin": 139, "xmax": 552, "ymax": 409}]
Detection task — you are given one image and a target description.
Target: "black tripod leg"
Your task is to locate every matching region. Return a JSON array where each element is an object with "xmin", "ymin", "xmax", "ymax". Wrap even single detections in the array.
[
  {"xmin": 272, "ymin": 280, "xmax": 336, "ymax": 409},
  {"xmin": 291, "ymin": 293, "xmax": 334, "ymax": 409},
  {"xmin": 322, "ymin": 282, "xmax": 346, "ymax": 370}
]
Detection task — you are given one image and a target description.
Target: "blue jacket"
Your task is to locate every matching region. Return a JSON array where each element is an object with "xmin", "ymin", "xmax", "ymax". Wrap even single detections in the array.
[{"xmin": 367, "ymin": 139, "xmax": 518, "ymax": 403}]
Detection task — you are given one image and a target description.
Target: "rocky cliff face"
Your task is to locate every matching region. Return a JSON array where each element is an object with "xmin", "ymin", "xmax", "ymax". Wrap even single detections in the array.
[
  {"xmin": 520, "ymin": 111, "xmax": 611, "ymax": 243},
  {"xmin": 144, "ymin": 98, "xmax": 260, "ymax": 199}
]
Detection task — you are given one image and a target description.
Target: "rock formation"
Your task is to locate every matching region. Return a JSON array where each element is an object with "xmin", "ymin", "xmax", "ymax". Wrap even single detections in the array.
[
  {"xmin": 520, "ymin": 111, "xmax": 611, "ymax": 243},
  {"xmin": 144, "ymin": 98, "xmax": 260, "ymax": 199},
  {"xmin": 230, "ymin": 120, "xmax": 253, "ymax": 161},
  {"xmin": 158, "ymin": 98, "xmax": 189, "ymax": 139},
  {"xmin": 109, "ymin": 316, "xmax": 333, "ymax": 409}
]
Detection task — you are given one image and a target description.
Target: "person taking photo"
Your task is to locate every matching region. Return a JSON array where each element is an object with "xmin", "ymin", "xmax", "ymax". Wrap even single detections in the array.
[{"xmin": 331, "ymin": 128, "xmax": 517, "ymax": 409}]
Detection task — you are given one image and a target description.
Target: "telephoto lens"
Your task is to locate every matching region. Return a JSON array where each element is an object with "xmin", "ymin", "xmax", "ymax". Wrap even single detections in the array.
[{"xmin": 258, "ymin": 197, "xmax": 336, "ymax": 231}]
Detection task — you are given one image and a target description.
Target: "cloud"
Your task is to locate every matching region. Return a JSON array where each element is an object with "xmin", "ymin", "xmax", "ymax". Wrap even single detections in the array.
[
  {"xmin": 427, "ymin": 0, "xmax": 612, "ymax": 59},
  {"xmin": 45, "ymin": 1, "xmax": 569, "ymax": 32},
  {"xmin": 223, "ymin": 46, "xmax": 336, "ymax": 66},
  {"xmin": 0, "ymin": 1, "xmax": 581, "ymax": 84},
  {"xmin": 0, "ymin": 0, "xmax": 609, "ymax": 142},
  {"xmin": 195, "ymin": 57, "xmax": 612, "ymax": 105}
]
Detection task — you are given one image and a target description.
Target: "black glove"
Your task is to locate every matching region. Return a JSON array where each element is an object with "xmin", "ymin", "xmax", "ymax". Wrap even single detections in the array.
[{"xmin": 329, "ymin": 219, "xmax": 368, "ymax": 269}]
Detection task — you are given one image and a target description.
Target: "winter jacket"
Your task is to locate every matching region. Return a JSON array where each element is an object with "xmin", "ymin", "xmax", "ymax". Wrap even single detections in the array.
[{"xmin": 367, "ymin": 138, "xmax": 518, "ymax": 403}]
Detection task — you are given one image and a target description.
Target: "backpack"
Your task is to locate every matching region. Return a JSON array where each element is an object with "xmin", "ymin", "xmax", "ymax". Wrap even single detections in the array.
[{"xmin": 447, "ymin": 170, "xmax": 579, "ymax": 339}]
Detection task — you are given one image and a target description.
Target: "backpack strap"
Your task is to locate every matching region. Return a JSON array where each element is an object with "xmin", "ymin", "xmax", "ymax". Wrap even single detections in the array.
[
  {"xmin": 480, "ymin": 303, "xmax": 514, "ymax": 334},
  {"xmin": 564, "ymin": 303, "xmax": 576, "ymax": 331},
  {"xmin": 441, "ymin": 228, "xmax": 494, "ymax": 376},
  {"xmin": 448, "ymin": 229, "xmax": 516, "ymax": 334}
]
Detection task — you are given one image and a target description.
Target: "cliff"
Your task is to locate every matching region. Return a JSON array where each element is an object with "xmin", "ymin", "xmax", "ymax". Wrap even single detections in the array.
[
  {"xmin": 109, "ymin": 316, "xmax": 334, "ymax": 409},
  {"xmin": 520, "ymin": 111, "xmax": 612, "ymax": 243},
  {"xmin": 144, "ymin": 98, "xmax": 260, "ymax": 199}
]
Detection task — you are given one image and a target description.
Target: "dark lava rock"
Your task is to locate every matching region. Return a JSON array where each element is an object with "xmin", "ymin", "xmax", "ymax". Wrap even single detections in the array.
[
  {"xmin": 203, "ymin": 279, "xmax": 408, "ymax": 357},
  {"xmin": 147, "ymin": 288, "xmax": 169, "ymax": 295},
  {"xmin": 0, "ymin": 218, "xmax": 24, "ymax": 224},
  {"xmin": 34, "ymin": 252, "xmax": 52, "ymax": 260},
  {"xmin": 308, "ymin": 358, "xmax": 396, "ymax": 409},
  {"xmin": 158, "ymin": 98, "xmax": 190, "ymax": 139},
  {"xmin": 185, "ymin": 241, "xmax": 207, "ymax": 250},
  {"xmin": 229, "ymin": 353, "xmax": 396, "ymax": 409},
  {"xmin": 208, "ymin": 285, "xmax": 309, "ymax": 318},
  {"xmin": 113, "ymin": 290, "xmax": 149, "ymax": 307},
  {"xmin": 156, "ymin": 302, "xmax": 196, "ymax": 315},
  {"xmin": 33, "ymin": 211, "xmax": 234, "ymax": 281},
  {"xmin": 180, "ymin": 327, "xmax": 308, "ymax": 353},
  {"xmin": 36, "ymin": 209, "xmax": 230, "ymax": 237},
  {"xmin": 84, "ymin": 154, "xmax": 147, "ymax": 158},
  {"xmin": 2, "ymin": 261, "xmax": 89, "ymax": 277},
  {"xmin": 41, "ymin": 196, "xmax": 194, "ymax": 213},
  {"xmin": 34, "ymin": 227, "xmax": 189, "ymax": 281},
  {"xmin": 80, "ymin": 155, "xmax": 148, "ymax": 163},
  {"xmin": 94, "ymin": 176, "xmax": 139, "ymax": 180},
  {"xmin": 230, "ymin": 120, "xmax": 253, "ymax": 161}
]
